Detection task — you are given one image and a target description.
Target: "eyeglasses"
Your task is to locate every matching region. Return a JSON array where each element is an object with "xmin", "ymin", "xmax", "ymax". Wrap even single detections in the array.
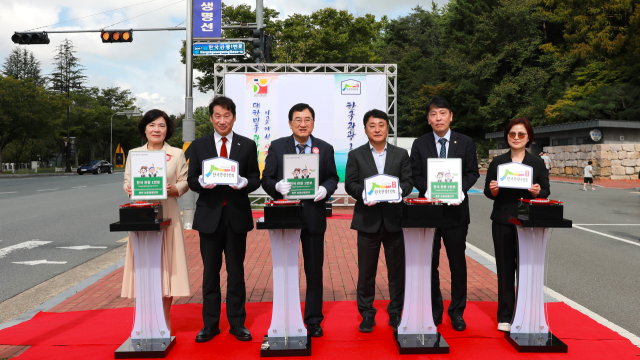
[
  {"xmin": 292, "ymin": 118, "xmax": 314, "ymax": 125},
  {"xmin": 508, "ymin": 131, "xmax": 528, "ymax": 139}
]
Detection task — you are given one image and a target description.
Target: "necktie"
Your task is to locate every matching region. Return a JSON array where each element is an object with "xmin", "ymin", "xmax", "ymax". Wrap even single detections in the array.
[
  {"xmin": 438, "ymin": 138, "xmax": 447, "ymax": 158},
  {"xmin": 296, "ymin": 144, "xmax": 306, "ymax": 154},
  {"xmin": 220, "ymin": 137, "xmax": 227, "ymax": 206}
]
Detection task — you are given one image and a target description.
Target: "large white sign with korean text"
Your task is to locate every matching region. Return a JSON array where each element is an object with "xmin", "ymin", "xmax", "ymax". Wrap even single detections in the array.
[
  {"xmin": 364, "ymin": 174, "xmax": 401, "ymax": 202},
  {"xmin": 201, "ymin": 157, "xmax": 239, "ymax": 185},
  {"xmin": 283, "ymin": 154, "xmax": 319, "ymax": 200},
  {"xmin": 129, "ymin": 151, "xmax": 167, "ymax": 201},
  {"xmin": 427, "ymin": 158, "xmax": 462, "ymax": 203},
  {"xmin": 497, "ymin": 162, "xmax": 533, "ymax": 189},
  {"xmin": 245, "ymin": 74, "xmax": 278, "ymax": 177}
]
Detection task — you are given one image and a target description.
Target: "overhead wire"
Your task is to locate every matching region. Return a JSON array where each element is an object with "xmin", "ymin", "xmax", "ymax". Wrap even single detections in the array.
[
  {"xmin": 102, "ymin": 0, "xmax": 186, "ymax": 29},
  {"xmin": 25, "ymin": 0, "xmax": 157, "ymax": 31}
]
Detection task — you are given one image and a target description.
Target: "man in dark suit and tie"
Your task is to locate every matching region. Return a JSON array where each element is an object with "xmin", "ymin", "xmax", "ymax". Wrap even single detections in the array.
[
  {"xmin": 345, "ymin": 109, "xmax": 413, "ymax": 333},
  {"xmin": 261, "ymin": 103, "xmax": 339, "ymax": 337},
  {"xmin": 187, "ymin": 96, "xmax": 261, "ymax": 342},
  {"xmin": 410, "ymin": 96, "xmax": 479, "ymax": 331}
]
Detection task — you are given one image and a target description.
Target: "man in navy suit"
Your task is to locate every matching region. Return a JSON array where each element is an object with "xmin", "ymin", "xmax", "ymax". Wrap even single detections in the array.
[
  {"xmin": 410, "ymin": 96, "xmax": 479, "ymax": 331},
  {"xmin": 261, "ymin": 103, "xmax": 339, "ymax": 337},
  {"xmin": 188, "ymin": 96, "xmax": 261, "ymax": 343}
]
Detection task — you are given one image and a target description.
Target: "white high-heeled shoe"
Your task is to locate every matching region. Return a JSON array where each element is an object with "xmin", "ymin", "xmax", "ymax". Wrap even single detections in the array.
[{"xmin": 497, "ymin": 323, "xmax": 511, "ymax": 332}]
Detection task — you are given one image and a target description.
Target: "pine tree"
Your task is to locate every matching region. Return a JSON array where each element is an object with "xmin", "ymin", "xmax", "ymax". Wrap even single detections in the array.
[{"xmin": 1, "ymin": 47, "xmax": 47, "ymax": 87}]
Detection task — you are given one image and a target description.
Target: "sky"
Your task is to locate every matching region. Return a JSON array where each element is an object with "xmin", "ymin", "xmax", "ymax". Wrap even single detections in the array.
[{"xmin": 0, "ymin": 0, "xmax": 448, "ymax": 116}]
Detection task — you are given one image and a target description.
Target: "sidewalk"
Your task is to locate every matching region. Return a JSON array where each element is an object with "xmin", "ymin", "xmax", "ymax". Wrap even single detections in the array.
[
  {"xmin": 0, "ymin": 207, "xmax": 498, "ymax": 359},
  {"xmin": 479, "ymin": 170, "xmax": 640, "ymax": 189}
]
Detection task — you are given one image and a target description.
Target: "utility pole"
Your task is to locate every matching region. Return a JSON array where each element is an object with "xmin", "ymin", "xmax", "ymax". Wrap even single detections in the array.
[
  {"xmin": 256, "ymin": 0, "xmax": 263, "ymax": 29},
  {"xmin": 182, "ymin": 0, "xmax": 196, "ymax": 230}
]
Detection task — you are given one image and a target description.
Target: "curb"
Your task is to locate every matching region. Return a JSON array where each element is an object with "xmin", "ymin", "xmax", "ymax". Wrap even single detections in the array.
[{"xmin": 0, "ymin": 170, "xmax": 125, "ymax": 178}]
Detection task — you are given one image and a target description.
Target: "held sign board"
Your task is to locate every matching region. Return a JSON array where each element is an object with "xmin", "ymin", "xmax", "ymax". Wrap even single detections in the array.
[
  {"xmin": 427, "ymin": 158, "xmax": 462, "ymax": 203},
  {"xmin": 193, "ymin": 0, "xmax": 221, "ymax": 39},
  {"xmin": 193, "ymin": 42, "xmax": 245, "ymax": 56},
  {"xmin": 129, "ymin": 151, "xmax": 168, "ymax": 201},
  {"xmin": 364, "ymin": 174, "xmax": 401, "ymax": 203},
  {"xmin": 497, "ymin": 162, "xmax": 533, "ymax": 189},
  {"xmin": 283, "ymin": 153, "xmax": 319, "ymax": 199},
  {"xmin": 202, "ymin": 157, "xmax": 239, "ymax": 185}
]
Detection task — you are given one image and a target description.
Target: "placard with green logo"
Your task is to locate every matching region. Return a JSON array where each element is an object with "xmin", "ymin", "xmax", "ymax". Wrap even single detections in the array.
[
  {"xmin": 283, "ymin": 153, "xmax": 319, "ymax": 200},
  {"xmin": 427, "ymin": 158, "xmax": 462, "ymax": 203},
  {"xmin": 129, "ymin": 150, "xmax": 168, "ymax": 201}
]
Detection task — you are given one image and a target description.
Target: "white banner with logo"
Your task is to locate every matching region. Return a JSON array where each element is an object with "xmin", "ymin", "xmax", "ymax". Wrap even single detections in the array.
[
  {"xmin": 497, "ymin": 162, "xmax": 533, "ymax": 189},
  {"xmin": 201, "ymin": 157, "xmax": 239, "ymax": 185},
  {"xmin": 245, "ymin": 74, "xmax": 278, "ymax": 176},
  {"xmin": 364, "ymin": 174, "xmax": 401, "ymax": 202}
]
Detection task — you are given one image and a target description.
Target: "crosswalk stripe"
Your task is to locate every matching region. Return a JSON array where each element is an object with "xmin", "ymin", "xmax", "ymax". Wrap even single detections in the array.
[
  {"xmin": 0, "ymin": 240, "xmax": 51, "ymax": 259},
  {"xmin": 12, "ymin": 260, "xmax": 67, "ymax": 265}
]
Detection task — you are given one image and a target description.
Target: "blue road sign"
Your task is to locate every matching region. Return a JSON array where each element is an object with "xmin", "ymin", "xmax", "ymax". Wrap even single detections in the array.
[
  {"xmin": 193, "ymin": 42, "xmax": 245, "ymax": 56},
  {"xmin": 193, "ymin": 0, "xmax": 221, "ymax": 39}
]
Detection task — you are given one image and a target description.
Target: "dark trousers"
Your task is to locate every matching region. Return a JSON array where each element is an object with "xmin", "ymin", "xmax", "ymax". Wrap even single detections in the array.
[
  {"xmin": 356, "ymin": 222, "xmax": 405, "ymax": 318},
  {"xmin": 199, "ymin": 207, "xmax": 247, "ymax": 328},
  {"xmin": 431, "ymin": 225, "xmax": 468, "ymax": 319},
  {"xmin": 300, "ymin": 230, "xmax": 325, "ymax": 325},
  {"xmin": 491, "ymin": 222, "xmax": 518, "ymax": 323}
]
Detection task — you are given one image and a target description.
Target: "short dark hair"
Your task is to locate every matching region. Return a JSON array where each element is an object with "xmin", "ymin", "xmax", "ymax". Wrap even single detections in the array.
[
  {"xmin": 138, "ymin": 109, "xmax": 174, "ymax": 141},
  {"xmin": 504, "ymin": 117, "xmax": 534, "ymax": 148},
  {"xmin": 426, "ymin": 96, "xmax": 452, "ymax": 113},
  {"xmin": 588, "ymin": 160, "xmax": 593, "ymax": 165},
  {"xmin": 363, "ymin": 109, "xmax": 389, "ymax": 127},
  {"xmin": 209, "ymin": 96, "xmax": 236, "ymax": 117},
  {"xmin": 288, "ymin": 103, "xmax": 315, "ymax": 121}
]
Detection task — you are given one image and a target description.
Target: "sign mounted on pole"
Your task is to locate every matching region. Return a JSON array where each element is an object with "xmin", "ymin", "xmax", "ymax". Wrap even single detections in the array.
[
  {"xmin": 193, "ymin": 42, "xmax": 245, "ymax": 56},
  {"xmin": 193, "ymin": 0, "xmax": 222, "ymax": 39}
]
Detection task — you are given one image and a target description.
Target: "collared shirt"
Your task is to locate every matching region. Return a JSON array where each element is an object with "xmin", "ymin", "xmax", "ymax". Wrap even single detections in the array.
[
  {"xmin": 434, "ymin": 129, "xmax": 451, "ymax": 158},
  {"xmin": 214, "ymin": 131, "xmax": 233, "ymax": 156},
  {"xmin": 369, "ymin": 142, "xmax": 387, "ymax": 174},
  {"xmin": 294, "ymin": 137, "xmax": 312, "ymax": 154}
]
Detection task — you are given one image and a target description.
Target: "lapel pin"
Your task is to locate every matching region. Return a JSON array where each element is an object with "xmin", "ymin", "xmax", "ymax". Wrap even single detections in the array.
[
  {"xmin": 454, "ymin": 141, "xmax": 457, "ymax": 144},
  {"xmin": 312, "ymin": 147, "xmax": 320, "ymax": 154},
  {"xmin": 237, "ymin": 143, "xmax": 241, "ymax": 146}
]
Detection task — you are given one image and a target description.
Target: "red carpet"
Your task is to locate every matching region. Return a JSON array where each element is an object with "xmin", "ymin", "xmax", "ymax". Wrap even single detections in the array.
[
  {"xmin": 1, "ymin": 301, "xmax": 637, "ymax": 359},
  {"xmin": 252, "ymin": 211, "xmax": 354, "ymax": 220}
]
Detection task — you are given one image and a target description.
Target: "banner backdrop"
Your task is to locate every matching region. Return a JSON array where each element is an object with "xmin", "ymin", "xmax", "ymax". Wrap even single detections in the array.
[{"xmin": 226, "ymin": 73, "xmax": 386, "ymax": 183}]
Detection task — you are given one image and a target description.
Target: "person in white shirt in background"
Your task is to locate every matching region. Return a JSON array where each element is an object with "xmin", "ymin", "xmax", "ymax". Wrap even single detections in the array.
[
  {"xmin": 583, "ymin": 160, "xmax": 595, "ymax": 191},
  {"xmin": 540, "ymin": 151, "xmax": 552, "ymax": 172}
]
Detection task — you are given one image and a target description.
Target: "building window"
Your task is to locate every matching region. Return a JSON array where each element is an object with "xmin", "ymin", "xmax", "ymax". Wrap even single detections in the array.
[
  {"xmin": 576, "ymin": 137, "xmax": 597, "ymax": 145},
  {"xmin": 552, "ymin": 138, "xmax": 572, "ymax": 146}
]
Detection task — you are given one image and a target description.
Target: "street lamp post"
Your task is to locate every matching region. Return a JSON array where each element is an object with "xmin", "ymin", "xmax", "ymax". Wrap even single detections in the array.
[{"xmin": 111, "ymin": 110, "xmax": 141, "ymax": 164}]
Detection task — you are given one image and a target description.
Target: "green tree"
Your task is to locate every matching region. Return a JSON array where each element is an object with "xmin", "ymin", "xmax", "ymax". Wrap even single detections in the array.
[{"xmin": 1, "ymin": 47, "xmax": 47, "ymax": 87}]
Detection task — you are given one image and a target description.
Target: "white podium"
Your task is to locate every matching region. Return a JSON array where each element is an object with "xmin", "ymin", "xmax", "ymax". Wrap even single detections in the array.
[
  {"xmin": 111, "ymin": 203, "xmax": 175, "ymax": 359},
  {"xmin": 394, "ymin": 199, "xmax": 450, "ymax": 354},
  {"xmin": 505, "ymin": 199, "xmax": 571, "ymax": 353}
]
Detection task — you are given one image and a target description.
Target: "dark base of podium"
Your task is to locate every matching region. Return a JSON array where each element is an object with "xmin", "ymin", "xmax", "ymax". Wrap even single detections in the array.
[
  {"xmin": 504, "ymin": 332, "xmax": 568, "ymax": 353},
  {"xmin": 260, "ymin": 334, "xmax": 311, "ymax": 357},
  {"xmin": 393, "ymin": 332, "xmax": 449, "ymax": 354},
  {"xmin": 114, "ymin": 336, "xmax": 176, "ymax": 358}
]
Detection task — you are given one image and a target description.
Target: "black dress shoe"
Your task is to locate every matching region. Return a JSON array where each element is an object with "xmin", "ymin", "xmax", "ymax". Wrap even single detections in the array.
[
  {"xmin": 434, "ymin": 316, "xmax": 442, "ymax": 326},
  {"xmin": 195, "ymin": 327, "xmax": 220, "ymax": 342},
  {"xmin": 359, "ymin": 317, "xmax": 376, "ymax": 333},
  {"xmin": 307, "ymin": 324, "xmax": 323, "ymax": 337},
  {"xmin": 451, "ymin": 315, "xmax": 466, "ymax": 331},
  {"xmin": 388, "ymin": 314, "xmax": 401, "ymax": 332},
  {"xmin": 229, "ymin": 325, "xmax": 252, "ymax": 341}
]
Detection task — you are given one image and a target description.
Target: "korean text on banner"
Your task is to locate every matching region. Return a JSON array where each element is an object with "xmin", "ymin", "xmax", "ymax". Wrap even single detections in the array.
[
  {"xmin": 193, "ymin": 1, "xmax": 221, "ymax": 39},
  {"xmin": 129, "ymin": 151, "xmax": 168, "ymax": 201},
  {"xmin": 334, "ymin": 74, "xmax": 368, "ymax": 181},
  {"xmin": 246, "ymin": 74, "xmax": 278, "ymax": 175},
  {"xmin": 497, "ymin": 162, "xmax": 533, "ymax": 189},
  {"xmin": 283, "ymin": 154, "xmax": 319, "ymax": 200},
  {"xmin": 427, "ymin": 158, "xmax": 462, "ymax": 202}
]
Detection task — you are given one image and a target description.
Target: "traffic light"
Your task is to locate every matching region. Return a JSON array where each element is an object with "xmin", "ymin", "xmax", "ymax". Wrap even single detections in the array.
[
  {"xmin": 252, "ymin": 29, "xmax": 264, "ymax": 62},
  {"xmin": 11, "ymin": 32, "xmax": 50, "ymax": 45},
  {"xmin": 101, "ymin": 30, "xmax": 133, "ymax": 43}
]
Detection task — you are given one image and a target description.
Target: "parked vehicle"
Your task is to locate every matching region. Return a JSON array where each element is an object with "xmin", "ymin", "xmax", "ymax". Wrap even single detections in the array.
[{"xmin": 77, "ymin": 160, "xmax": 113, "ymax": 175}]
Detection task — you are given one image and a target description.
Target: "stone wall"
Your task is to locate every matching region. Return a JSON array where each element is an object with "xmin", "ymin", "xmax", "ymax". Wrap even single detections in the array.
[{"xmin": 488, "ymin": 145, "xmax": 640, "ymax": 180}]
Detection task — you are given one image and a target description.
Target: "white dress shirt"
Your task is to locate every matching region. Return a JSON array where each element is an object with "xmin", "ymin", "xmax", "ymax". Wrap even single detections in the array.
[
  {"xmin": 213, "ymin": 131, "xmax": 233, "ymax": 156},
  {"xmin": 434, "ymin": 129, "xmax": 451, "ymax": 157}
]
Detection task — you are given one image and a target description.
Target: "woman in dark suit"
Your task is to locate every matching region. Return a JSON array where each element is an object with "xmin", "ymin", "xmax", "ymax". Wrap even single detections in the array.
[{"xmin": 484, "ymin": 117, "xmax": 550, "ymax": 332}]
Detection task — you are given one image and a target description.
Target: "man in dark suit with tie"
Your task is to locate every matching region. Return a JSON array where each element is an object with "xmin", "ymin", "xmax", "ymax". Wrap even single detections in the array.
[
  {"xmin": 187, "ymin": 96, "xmax": 261, "ymax": 343},
  {"xmin": 410, "ymin": 96, "xmax": 479, "ymax": 331},
  {"xmin": 261, "ymin": 103, "xmax": 339, "ymax": 337},
  {"xmin": 344, "ymin": 109, "xmax": 413, "ymax": 333}
]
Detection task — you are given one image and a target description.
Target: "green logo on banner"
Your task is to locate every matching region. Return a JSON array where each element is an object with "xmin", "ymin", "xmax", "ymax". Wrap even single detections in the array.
[
  {"xmin": 288, "ymin": 178, "xmax": 315, "ymax": 197},
  {"xmin": 133, "ymin": 177, "xmax": 163, "ymax": 196},
  {"xmin": 431, "ymin": 182, "xmax": 458, "ymax": 200}
]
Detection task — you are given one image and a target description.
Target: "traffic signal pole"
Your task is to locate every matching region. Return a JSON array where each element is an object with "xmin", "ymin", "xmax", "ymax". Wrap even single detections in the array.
[{"xmin": 182, "ymin": 0, "xmax": 196, "ymax": 230}]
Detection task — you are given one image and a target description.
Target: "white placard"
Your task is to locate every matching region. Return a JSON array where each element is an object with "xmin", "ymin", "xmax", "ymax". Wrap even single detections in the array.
[
  {"xmin": 283, "ymin": 153, "xmax": 319, "ymax": 199},
  {"xmin": 427, "ymin": 158, "xmax": 462, "ymax": 203},
  {"xmin": 129, "ymin": 151, "xmax": 168, "ymax": 201},
  {"xmin": 497, "ymin": 162, "xmax": 533, "ymax": 189},
  {"xmin": 364, "ymin": 174, "xmax": 401, "ymax": 202},
  {"xmin": 202, "ymin": 157, "xmax": 239, "ymax": 185}
]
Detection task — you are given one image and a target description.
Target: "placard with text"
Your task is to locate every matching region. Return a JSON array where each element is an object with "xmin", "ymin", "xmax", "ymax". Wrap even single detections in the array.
[
  {"xmin": 283, "ymin": 154, "xmax": 319, "ymax": 199},
  {"xmin": 427, "ymin": 158, "xmax": 462, "ymax": 202},
  {"xmin": 497, "ymin": 162, "xmax": 533, "ymax": 189},
  {"xmin": 129, "ymin": 150, "xmax": 167, "ymax": 201},
  {"xmin": 364, "ymin": 174, "xmax": 401, "ymax": 202},
  {"xmin": 202, "ymin": 157, "xmax": 239, "ymax": 185}
]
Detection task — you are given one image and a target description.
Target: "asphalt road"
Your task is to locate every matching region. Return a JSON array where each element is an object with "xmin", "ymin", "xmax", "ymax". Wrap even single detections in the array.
[
  {"xmin": 467, "ymin": 175, "xmax": 640, "ymax": 338},
  {"xmin": 0, "ymin": 173, "xmax": 129, "ymax": 303}
]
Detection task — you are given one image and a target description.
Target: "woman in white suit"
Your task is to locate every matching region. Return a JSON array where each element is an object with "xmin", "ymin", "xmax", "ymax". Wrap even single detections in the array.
[{"xmin": 122, "ymin": 109, "xmax": 191, "ymax": 333}]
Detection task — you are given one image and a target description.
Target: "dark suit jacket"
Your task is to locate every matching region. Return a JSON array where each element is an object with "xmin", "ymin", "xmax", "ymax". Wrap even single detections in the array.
[
  {"xmin": 187, "ymin": 132, "xmax": 261, "ymax": 234},
  {"xmin": 410, "ymin": 131, "xmax": 480, "ymax": 226},
  {"xmin": 345, "ymin": 143, "xmax": 413, "ymax": 233},
  {"xmin": 484, "ymin": 150, "xmax": 550, "ymax": 225},
  {"xmin": 261, "ymin": 135, "xmax": 339, "ymax": 234}
]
